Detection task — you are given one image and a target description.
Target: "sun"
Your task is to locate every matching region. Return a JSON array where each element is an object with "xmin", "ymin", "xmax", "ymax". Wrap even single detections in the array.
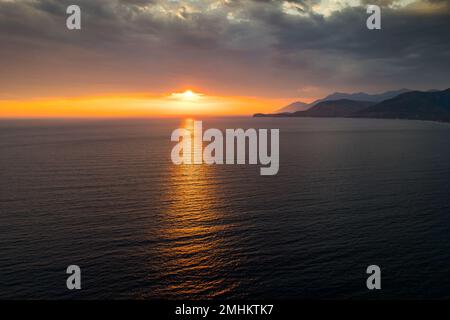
[
  {"xmin": 182, "ymin": 90, "xmax": 195, "ymax": 99},
  {"xmin": 170, "ymin": 90, "xmax": 203, "ymax": 101}
]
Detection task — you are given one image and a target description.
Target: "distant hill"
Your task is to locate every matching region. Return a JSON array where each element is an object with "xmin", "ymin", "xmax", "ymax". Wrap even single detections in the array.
[
  {"xmin": 277, "ymin": 101, "xmax": 310, "ymax": 113},
  {"xmin": 272, "ymin": 89, "xmax": 411, "ymax": 114},
  {"xmin": 356, "ymin": 89, "xmax": 450, "ymax": 121},
  {"xmin": 309, "ymin": 89, "xmax": 411, "ymax": 106},
  {"xmin": 292, "ymin": 99, "xmax": 375, "ymax": 117},
  {"xmin": 255, "ymin": 88, "xmax": 450, "ymax": 123}
]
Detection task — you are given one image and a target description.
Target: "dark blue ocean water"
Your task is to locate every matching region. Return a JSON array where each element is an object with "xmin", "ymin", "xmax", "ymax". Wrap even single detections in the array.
[{"xmin": 1, "ymin": 117, "xmax": 450, "ymax": 299}]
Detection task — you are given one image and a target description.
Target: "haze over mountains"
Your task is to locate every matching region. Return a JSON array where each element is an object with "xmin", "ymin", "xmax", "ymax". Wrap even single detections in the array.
[
  {"xmin": 256, "ymin": 88, "xmax": 450, "ymax": 122},
  {"xmin": 291, "ymin": 100, "xmax": 375, "ymax": 118},
  {"xmin": 277, "ymin": 101, "xmax": 310, "ymax": 113},
  {"xmin": 276, "ymin": 89, "xmax": 411, "ymax": 113},
  {"xmin": 312, "ymin": 89, "xmax": 412, "ymax": 105}
]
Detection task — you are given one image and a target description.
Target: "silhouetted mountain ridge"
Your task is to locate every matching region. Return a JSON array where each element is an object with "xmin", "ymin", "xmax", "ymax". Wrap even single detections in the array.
[
  {"xmin": 356, "ymin": 89, "xmax": 450, "ymax": 121},
  {"xmin": 311, "ymin": 89, "xmax": 411, "ymax": 106},
  {"xmin": 273, "ymin": 89, "xmax": 411, "ymax": 114},
  {"xmin": 277, "ymin": 101, "xmax": 310, "ymax": 113},
  {"xmin": 292, "ymin": 99, "xmax": 375, "ymax": 117},
  {"xmin": 254, "ymin": 88, "xmax": 450, "ymax": 122}
]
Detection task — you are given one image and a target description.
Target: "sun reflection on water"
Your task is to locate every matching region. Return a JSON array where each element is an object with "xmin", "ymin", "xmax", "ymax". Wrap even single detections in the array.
[{"xmin": 154, "ymin": 118, "xmax": 239, "ymax": 298}]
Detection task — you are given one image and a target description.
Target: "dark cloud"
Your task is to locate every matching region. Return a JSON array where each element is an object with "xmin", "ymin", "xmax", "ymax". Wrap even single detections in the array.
[
  {"xmin": 359, "ymin": 0, "xmax": 397, "ymax": 6},
  {"xmin": 0, "ymin": 0, "xmax": 449, "ymax": 99}
]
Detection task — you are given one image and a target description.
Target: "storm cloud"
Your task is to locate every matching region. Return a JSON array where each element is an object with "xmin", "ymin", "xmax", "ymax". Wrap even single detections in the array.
[{"xmin": 0, "ymin": 0, "xmax": 449, "ymax": 99}]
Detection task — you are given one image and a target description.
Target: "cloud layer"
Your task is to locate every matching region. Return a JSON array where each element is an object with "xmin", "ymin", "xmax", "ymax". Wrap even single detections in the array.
[{"xmin": 1, "ymin": 0, "xmax": 449, "ymax": 99}]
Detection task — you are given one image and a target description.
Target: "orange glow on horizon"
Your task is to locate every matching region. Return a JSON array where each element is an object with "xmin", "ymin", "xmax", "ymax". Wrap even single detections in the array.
[
  {"xmin": 0, "ymin": 91, "xmax": 289, "ymax": 118},
  {"xmin": 170, "ymin": 90, "xmax": 204, "ymax": 101}
]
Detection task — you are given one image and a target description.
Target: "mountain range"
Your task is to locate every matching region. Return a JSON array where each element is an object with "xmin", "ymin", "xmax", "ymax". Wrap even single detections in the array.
[
  {"xmin": 356, "ymin": 89, "xmax": 450, "ymax": 121},
  {"xmin": 277, "ymin": 101, "xmax": 310, "ymax": 113},
  {"xmin": 291, "ymin": 99, "xmax": 375, "ymax": 118},
  {"xmin": 275, "ymin": 89, "xmax": 411, "ymax": 113},
  {"xmin": 255, "ymin": 88, "xmax": 450, "ymax": 122}
]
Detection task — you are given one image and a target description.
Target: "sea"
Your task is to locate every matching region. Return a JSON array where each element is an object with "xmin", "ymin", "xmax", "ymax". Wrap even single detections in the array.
[{"xmin": 1, "ymin": 117, "xmax": 450, "ymax": 299}]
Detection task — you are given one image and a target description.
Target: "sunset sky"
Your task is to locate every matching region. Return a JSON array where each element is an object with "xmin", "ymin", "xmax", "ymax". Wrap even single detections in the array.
[{"xmin": 1, "ymin": 0, "xmax": 449, "ymax": 117}]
